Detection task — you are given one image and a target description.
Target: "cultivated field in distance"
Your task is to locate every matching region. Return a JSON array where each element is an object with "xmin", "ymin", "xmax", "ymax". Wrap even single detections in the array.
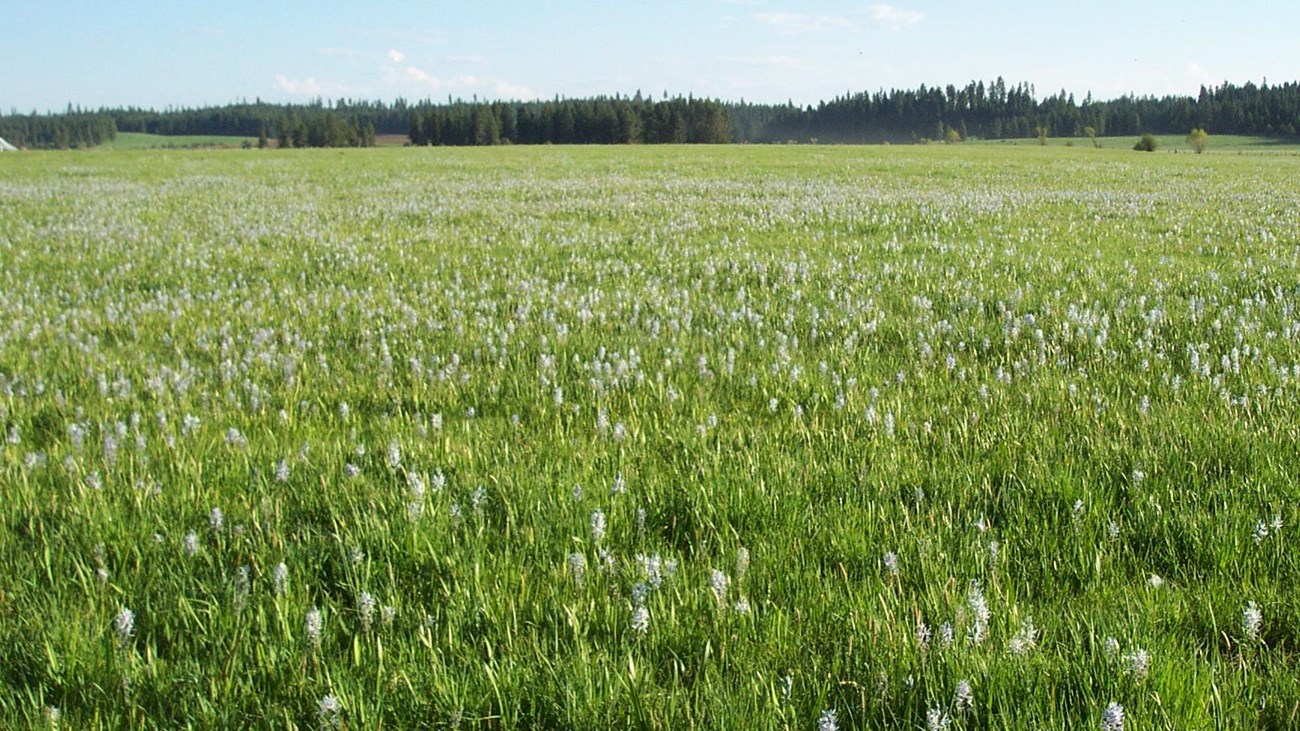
[{"xmin": 1, "ymin": 145, "xmax": 1298, "ymax": 729}]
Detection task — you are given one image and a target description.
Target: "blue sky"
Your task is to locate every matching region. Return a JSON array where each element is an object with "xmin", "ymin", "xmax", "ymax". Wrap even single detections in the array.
[{"xmin": 7, "ymin": 1, "xmax": 1298, "ymax": 112}]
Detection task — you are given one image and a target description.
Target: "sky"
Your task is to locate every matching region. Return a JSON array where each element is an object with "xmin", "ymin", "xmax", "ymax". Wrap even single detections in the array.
[{"xmin": 7, "ymin": 1, "xmax": 1299, "ymax": 113}]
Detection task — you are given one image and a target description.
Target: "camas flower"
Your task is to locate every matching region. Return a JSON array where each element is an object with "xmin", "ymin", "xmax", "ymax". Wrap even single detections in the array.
[
  {"xmin": 273, "ymin": 562, "xmax": 289, "ymax": 595},
  {"xmin": 631, "ymin": 605, "xmax": 650, "ymax": 634},
  {"xmin": 567, "ymin": 552, "xmax": 586, "ymax": 584},
  {"xmin": 938, "ymin": 622, "xmax": 954, "ymax": 649},
  {"xmin": 927, "ymin": 706, "xmax": 950, "ymax": 731},
  {"xmin": 883, "ymin": 551, "xmax": 899, "ymax": 577},
  {"xmin": 1242, "ymin": 601, "xmax": 1262, "ymax": 642},
  {"xmin": 1008, "ymin": 615, "xmax": 1037, "ymax": 655},
  {"xmin": 952, "ymin": 679, "xmax": 973, "ymax": 713},
  {"xmin": 358, "ymin": 592, "xmax": 377, "ymax": 632},
  {"xmin": 1123, "ymin": 647, "xmax": 1150, "ymax": 681},
  {"xmin": 1101, "ymin": 702, "xmax": 1124, "ymax": 731},
  {"xmin": 710, "ymin": 569, "xmax": 730, "ymax": 607},
  {"xmin": 966, "ymin": 582, "xmax": 990, "ymax": 645},
  {"xmin": 305, "ymin": 608, "xmax": 323, "ymax": 650},
  {"xmin": 113, "ymin": 607, "xmax": 135, "ymax": 646},
  {"xmin": 318, "ymin": 694, "xmax": 342, "ymax": 729}
]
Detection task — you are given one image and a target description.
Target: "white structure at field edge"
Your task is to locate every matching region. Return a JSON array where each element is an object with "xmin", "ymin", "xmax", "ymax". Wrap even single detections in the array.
[{"xmin": 0, "ymin": 137, "xmax": 17, "ymax": 151}]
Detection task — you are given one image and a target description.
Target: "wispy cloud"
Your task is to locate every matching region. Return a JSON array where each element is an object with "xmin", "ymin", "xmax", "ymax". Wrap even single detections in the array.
[
  {"xmin": 756, "ymin": 12, "xmax": 852, "ymax": 32},
  {"xmin": 277, "ymin": 43, "xmax": 536, "ymax": 102},
  {"xmin": 355, "ymin": 27, "xmax": 446, "ymax": 47},
  {"xmin": 491, "ymin": 79, "xmax": 538, "ymax": 99},
  {"xmin": 273, "ymin": 74, "xmax": 366, "ymax": 97},
  {"xmin": 382, "ymin": 59, "xmax": 538, "ymax": 100},
  {"xmin": 868, "ymin": 4, "xmax": 924, "ymax": 31},
  {"xmin": 1186, "ymin": 61, "xmax": 1218, "ymax": 89}
]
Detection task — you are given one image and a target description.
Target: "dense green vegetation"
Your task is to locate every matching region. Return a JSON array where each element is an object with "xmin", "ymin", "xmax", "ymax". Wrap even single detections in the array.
[
  {"xmin": 974, "ymin": 133, "xmax": 1300, "ymax": 151},
  {"xmin": 4, "ymin": 79, "xmax": 1300, "ymax": 148},
  {"xmin": 732, "ymin": 78, "xmax": 1300, "ymax": 143},
  {"xmin": 1, "ymin": 146, "xmax": 1299, "ymax": 729},
  {"xmin": 0, "ymin": 109, "xmax": 117, "ymax": 149},
  {"xmin": 408, "ymin": 96, "xmax": 731, "ymax": 146},
  {"xmin": 101, "ymin": 132, "xmax": 257, "ymax": 150}
]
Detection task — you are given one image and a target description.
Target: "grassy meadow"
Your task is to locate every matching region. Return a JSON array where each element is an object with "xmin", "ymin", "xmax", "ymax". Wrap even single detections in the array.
[
  {"xmin": 99, "ymin": 132, "xmax": 258, "ymax": 150},
  {"xmin": 977, "ymin": 133, "xmax": 1300, "ymax": 153},
  {"xmin": 1, "ymin": 144, "xmax": 1299, "ymax": 729}
]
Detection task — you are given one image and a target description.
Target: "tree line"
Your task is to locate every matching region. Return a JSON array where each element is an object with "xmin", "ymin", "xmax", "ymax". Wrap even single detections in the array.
[
  {"xmin": 270, "ymin": 112, "xmax": 376, "ymax": 148},
  {"xmin": 731, "ymin": 79, "xmax": 1300, "ymax": 143},
  {"xmin": 0, "ymin": 107, "xmax": 117, "ymax": 149},
  {"xmin": 408, "ymin": 95, "xmax": 731, "ymax": 146},
  {"xmin": 2, "ymin": 80, "xmax": 1298, "ymax": 149}
]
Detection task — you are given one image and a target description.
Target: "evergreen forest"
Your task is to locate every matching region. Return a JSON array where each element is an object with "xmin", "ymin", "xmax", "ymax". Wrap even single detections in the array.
[{"xmin": 3, "ymin": 79, "xmax": 1298, "ymax": 149}]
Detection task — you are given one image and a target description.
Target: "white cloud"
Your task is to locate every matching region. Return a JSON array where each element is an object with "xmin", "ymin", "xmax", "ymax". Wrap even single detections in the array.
[
  {"xmin": 1186, "ymin": 61, "xmax": 1218, "ymax": 89},
  {"xmin": 868, "ymin": 4, "xmax": 924, "ymax": 31},
  {"xmin": 356, "ymin": 26, "xmax": 446, "ymax": 46},
  {"xmin": 400, "ymin": 66, "xmax": 440, "ymax": 87},
  {"xmin": 276, "ymin": 48, "xmax": 537, "ymax": 104},
  {"xmin": 383, "ymin": 62, "xmax": 538, "ymax": 100},
  {"xmin": 491, "ymin": 79, "xmax": 539, "ymax": 99},
  {"xmin": 273, "ymin": 74, "xmax": 362, "ymax": 97},
  {"xmin": 756, "ymin": 12, "xmax": 852, "ymax": 32}
]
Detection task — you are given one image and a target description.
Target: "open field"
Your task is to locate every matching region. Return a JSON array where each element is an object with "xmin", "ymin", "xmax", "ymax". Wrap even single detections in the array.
[
  {"xmin": 977, "ymin": 133, "xmax": 1300, "ymax": 153},
  {"xmin": 1, "ymin": 145, "xmax": 1299, "ymax": 729},
  {"xmin": 100, "ymin": 132, "xmax": 257, "ymax": 150},
  {"xmin": 89, "ymin": 132, "xmax": 1300, "ymax": 153}
]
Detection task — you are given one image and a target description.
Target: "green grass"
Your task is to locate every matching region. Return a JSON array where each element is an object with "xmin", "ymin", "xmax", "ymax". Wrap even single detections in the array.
[
  {"xmin": 1, "ymin": 145, "xmax": 1299, "ymax": 729},
  {"xmin": 100, "ymin": 131, "xmax": 257, "ymax": 149},
  {"xmin": 974, "ymin": 132, "xmax": 1300, "ymax": 153}
]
